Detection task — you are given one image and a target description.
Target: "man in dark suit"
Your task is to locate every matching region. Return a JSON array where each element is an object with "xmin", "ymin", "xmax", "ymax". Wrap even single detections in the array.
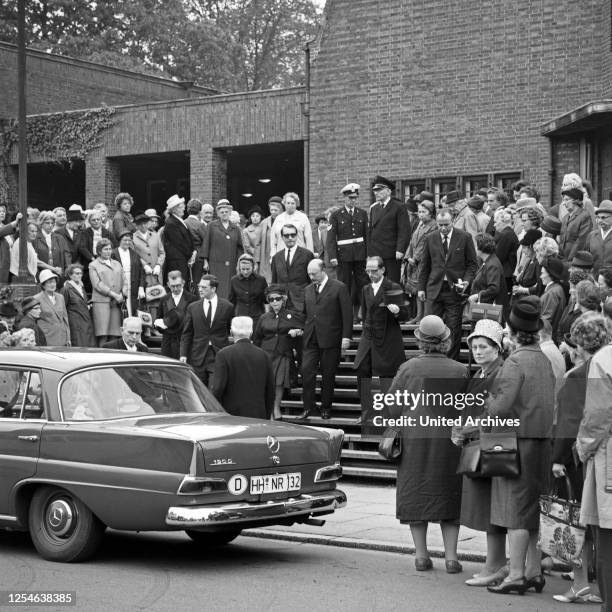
[
  {"xmin": 103, "ymin": 317, "xmax": 150, "ymax": 352},
  {"xmin": 161, "ymin": 194, "xmax": 196, "ymax": 285},
  {"xmin": 299, "ymin": 259, "xmax": 352, "ymax": 420},
  {"xmin": 586, "ymin": 200, "xmax": 612, "ymax": 277},
  {"xmin": 417, "ymin": 209, "xmax": 477, "ymax": 360},
  {"xmin": 79, "ymin": 210, "xmax": 112, "ymax": 266},
  {"xmin": 112, "ymin": 232, "xmax": 146, "ymax": 317},
  {"xmin": 180, "ymin": 274, "xmax": 233, "ymax": 385},
  {"xmin": 211, "ymin": 317, "xmax": 274, "ymax": 419},
  {"xmin": 54, "ymin": 205, "xmax": 89, "ymax": 267},
  {"xmin": 367, "ymin": 175, "xmax": 411, "ymax": 282},
  {"xmin": 271, "ymin": 223, "xmax": 314, "ymax": 312},
  {"xmin": 327, "ymin": 183, "xmax": 369, "ymax": 321},
  {"xmin": 154, "ymin": 270, "xmax": 198, "ymax": 359}
]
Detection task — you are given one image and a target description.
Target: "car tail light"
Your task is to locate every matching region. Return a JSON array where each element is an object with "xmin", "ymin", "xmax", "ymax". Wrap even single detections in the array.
[
  {"xmin": 314, "ymin": 463, "xmax": 343, "ymax": 482},
  {"xmin": 177, "ymin": 476, "xmax": 227, "ymax": 495}
]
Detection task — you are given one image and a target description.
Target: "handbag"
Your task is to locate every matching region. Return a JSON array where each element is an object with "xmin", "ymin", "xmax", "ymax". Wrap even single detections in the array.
[
  {"xmin": 479, "ymin": 431, "xmax": 520, "ymax": 478},
  {"xmin": 538, "ymin": 475, "xmax": 585, "ymax": 564},
  {"xmin": 456, "ymin": 439, "xmax": 483, "ymax": 478},
  {"xmin": 145, "ymin": 284, "xmax": 165, "ymax": 302},
  {"xmin": 136, "ymin": 301, "xmax": 153, "ymax": 327},
  {"xmin": 378, "ymin": 428, "xmax": 402, "ymax": 462},
  {"xmin": 468, "ymin": 299, "xmax": 503, "ymax": 323}
]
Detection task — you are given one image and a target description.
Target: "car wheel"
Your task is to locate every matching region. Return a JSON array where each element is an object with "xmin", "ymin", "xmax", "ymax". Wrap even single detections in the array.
[
  {"xmin": 28, "ymin": 486, "xmax": 105, "ymax": 562},
  {"xmin": 185, "ymin": 529, "xmax": 242, "ymax": 546}
]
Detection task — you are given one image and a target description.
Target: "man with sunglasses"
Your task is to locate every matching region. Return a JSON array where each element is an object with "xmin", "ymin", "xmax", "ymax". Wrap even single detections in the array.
[{"xmin": 271, "ymin": 223, "xmax": 314, "ymax": 312}]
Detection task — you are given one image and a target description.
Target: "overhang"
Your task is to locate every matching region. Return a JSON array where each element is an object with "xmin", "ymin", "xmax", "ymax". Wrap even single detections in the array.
[{"xmin": 541, "ymin": 100, "xmax": 612, "ymax": 137}]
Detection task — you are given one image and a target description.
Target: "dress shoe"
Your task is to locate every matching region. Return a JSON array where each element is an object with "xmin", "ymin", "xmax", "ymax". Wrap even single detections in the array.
[
  {"xmin": 524, "ymin": 574, "xmax": 545, "ymax": 593},
  {"xmin": 296, "ymin": 409, "xmax": 311, "ymax": 420},
  {"xmin": 445, "ymin": 560, "xmax": 463, "ymax": 574},
  {"xmin": 487, "ymin": 577, "xmax": 527, "ymax": 595},
  {"xmin": 414, "ymin": 557, "xmax": 433, "ymax": 571},
  {"xmin": 321, "ymin": 410, "xmax": 331, "ymax": 420},
  {"xmin": 465, "ymin": 566, "xmax": 508, "ymax": 586},
  {"xmin": 553, "ymin": 585, "xmax": 596, "ymax": 603}
]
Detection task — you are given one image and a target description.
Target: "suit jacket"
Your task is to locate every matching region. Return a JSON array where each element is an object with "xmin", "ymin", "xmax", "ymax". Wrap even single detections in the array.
[
  {"xmin": 327, "ymin": 206, "xmax": 368, "ymax": 262},
  {"xmin": 586, "ymin": 228, "xmax": 612, "ymax": 277},
  {"xmin": 54, "ymin": 227, "xmax": 89, "ymax": 266},
  {"xmin": 34, "ymin": 290, "xmax": 70, "ymax": 346},
  {"xmin": 112, "ymin": 247, "xmax": 146, "ymax": 314},
  {"xmin": 540, "ymin": 282, "xmax": 567, "ymax": 343},
  {"xmin": 253, "ymin": 308, "xmax": 305, "ymax": 357},
  {"xmin": 354, "ymin": 279, "xmax": 408, "ymax": 376},
  {"xmin": 417, "ymin": 228, "xmax": 478, "ymax": 300},
  {"xmin": 559, "ymin": 207, "xmax": 592, "ymax": 261},
  {"xmin": 102, "ymin": 338, "xmax": 150, "ymax": 352},
  {"xmin": 60, "ymin": 282, "xmax": 96, "ymax": 347},
  {"xmin": 80, "ymin": 227, "xmax": 112, "ymax": 265},
  {"xmin": 494, "ymin": 226, "xmax": 519, "ymax": 279},
  {"xmin": 157, "ymin": 289, "xmax": 198, "ymax": 359},
  {"xmin": 162, "ymin": 214, "xmax": 194, "ymax": 262},
  {"xmin": 180, "ymin": 297, "xmax": 233, "ymax": 366},
  {"xmin": 211, "ymin": 339, "xmax": 274, "ymax": 419},
  {"xmin": 0, "ymin": 224, "xmax": 16, "ymax": 284},
  {"xmin": 184, "ymin": 216, "xmax": 207, "ymax": 259},
  {"xmin": 471, "ymin": 254, "xmax": 508, "ymax": 306},
  {"xmin": 271, "ymin": 246, "xmax": 314, "ymax": 312},
  {"xmin": 33, "ymin": 231, "xmax": 71, "ymax": 273},
  {"xmin": 368, "ymin": 198, "xmax": 411, "ymax": 259},
  {"xmin": 303, "ymin": 278, "xmax": 352, "ymax": 349}
]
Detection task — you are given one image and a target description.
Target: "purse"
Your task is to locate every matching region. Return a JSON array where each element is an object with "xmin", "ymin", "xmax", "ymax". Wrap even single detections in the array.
[
  {"xmin": 479, "ymin": 431, "xmax": 520, "ymax": 478},
  {"xmin": 456, "ymin": 439, "xmax": 483, "ymax": 478},
  {"xmin": 468, "ymin": 299, "xmax": 503, "ymax": 323},
  {"xmin": 378, "ymin": 428, "xmax": 402, "ymax": 462},
  {"xmin": 145, "ymin": 284, "xmax": 166, "ymax": 302},
  {"xmin": 136, "ymin": 301, "xmax": 153, "ymax": 327},
  {"xmin": 538, "ymin": 475, "xmax": 585, "ymax": 564}
]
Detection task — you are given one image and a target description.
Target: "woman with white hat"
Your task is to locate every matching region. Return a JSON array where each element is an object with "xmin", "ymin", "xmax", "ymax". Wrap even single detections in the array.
[
  {"xmin": 34, "ymin": 269, "xmax": 71, "ymax": 346},
  {"xmin": 161, "ymin": 194, "xmax": 196, "ymax": 285}
]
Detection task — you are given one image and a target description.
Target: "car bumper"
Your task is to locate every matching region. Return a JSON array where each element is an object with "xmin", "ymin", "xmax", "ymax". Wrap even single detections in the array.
[{"xmin": 165, "ymin": 489, "xmax": 347, "ymax": 527}]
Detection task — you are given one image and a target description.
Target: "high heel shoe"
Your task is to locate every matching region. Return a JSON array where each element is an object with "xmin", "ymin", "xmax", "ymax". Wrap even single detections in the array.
[
  {"xmin": 487, "ymin": 577, "xmax": 527, "ymax": 595},
  {"xmin": 524, "ymin": 574, "xmax": 545, "ymax": 593},
  {"xmin": 465, "ymin": 566, "xmax": 509, "ymax": 587},
  {"xmin": 553, "ymin": 585, "xmax": 594, "ymax": 603}
]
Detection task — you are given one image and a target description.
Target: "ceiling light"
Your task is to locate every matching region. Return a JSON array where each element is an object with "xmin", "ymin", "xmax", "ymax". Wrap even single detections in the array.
[
  {"xmin": 258, "ymin": 178, "xmax": 271, "ymax": 183},
  {"xmin": 241, "ymin": 193, "xmax": 253, "ymax": 198}
]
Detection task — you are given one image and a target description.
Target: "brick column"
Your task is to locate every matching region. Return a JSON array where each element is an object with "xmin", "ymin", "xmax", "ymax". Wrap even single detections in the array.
[
  {"xmin": 85, "ymin": 153, "xmax": 120, "ymax": 210},
  {"xmin": 190, "ymin": 148, "xmax": 227, "ymax": 205}
]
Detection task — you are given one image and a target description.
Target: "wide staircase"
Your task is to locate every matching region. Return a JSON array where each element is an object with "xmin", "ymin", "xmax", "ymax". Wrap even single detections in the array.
[{"xmin": 280, "ymin": 323, "xmax": 474, "ymax": 481}]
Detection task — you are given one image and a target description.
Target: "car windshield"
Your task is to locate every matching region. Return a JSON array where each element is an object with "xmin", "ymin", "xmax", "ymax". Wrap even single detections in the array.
[{"xmin": 60, "ymin": 365, "xmax": 225, "ymax": 421}]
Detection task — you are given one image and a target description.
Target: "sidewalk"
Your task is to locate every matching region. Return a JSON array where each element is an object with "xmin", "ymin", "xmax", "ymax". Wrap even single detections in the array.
[{"xmin": 243, "ymin": 480, "xmax": 488, "ymax": 562}]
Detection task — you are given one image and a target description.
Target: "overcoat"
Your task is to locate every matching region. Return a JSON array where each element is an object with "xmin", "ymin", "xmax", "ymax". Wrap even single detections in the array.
[
  {"xmin": 202, "ymin": 220, "xmax": 244, "ymax": 299},
  {"xmin": 60, "ymin": 282, "xmax": 96, "ymax": 347},
  {"xmin": 34, "ymin": 290, "xmax": 70, "ymax": 346}
]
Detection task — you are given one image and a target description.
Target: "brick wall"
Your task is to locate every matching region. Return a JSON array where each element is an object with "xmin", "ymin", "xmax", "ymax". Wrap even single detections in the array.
[
  {"xmin": 601, "ymin": 0, "xmax": 612, "ymax": 96},
  {"xmin": 551, "ymin": 139, "xmax": 581, "ymax": 201},
  {"xmin": 0, "ymin": 42, "xmax": 216, "ymax": 118},
  {"xmin": 308, "ymin": 0, "xmax": 606, "ymax": 215}
]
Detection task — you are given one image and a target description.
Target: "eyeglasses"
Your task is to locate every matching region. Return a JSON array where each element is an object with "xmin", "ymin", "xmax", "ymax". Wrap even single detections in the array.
[
  {"xmin": 268, "ymin": 296, "xmax": 283, "ymax": 302},
  {"xmin": 282, "ymin": 233, "xmax": 297, "ymax": 238}
]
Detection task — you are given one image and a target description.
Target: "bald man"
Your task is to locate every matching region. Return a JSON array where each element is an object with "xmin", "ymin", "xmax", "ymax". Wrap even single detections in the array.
[
  {"xmin": 103, "ymin": 317, "xmax": 150, "ymax": 352},
  {"xmin": 210, "ymin": 316, "xmax": 274, "ymax": 419}
]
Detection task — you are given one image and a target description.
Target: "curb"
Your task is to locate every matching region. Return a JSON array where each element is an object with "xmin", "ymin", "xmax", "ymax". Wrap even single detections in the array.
[{"xmin": 242, "ymin": 529, "xmax": 487, "ymax": 563}]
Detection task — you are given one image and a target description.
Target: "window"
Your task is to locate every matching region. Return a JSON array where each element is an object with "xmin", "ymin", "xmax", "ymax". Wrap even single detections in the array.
[
  {"xmin": 464, "ymin": 176, "xmax": 488, "ymax": 198},
  {"xmin": 401, "ymin": 180, "xmax": 426, "ymax": 203},
  {"xmin": 434, "ymin": 179, "xmax": 458, "ymax": 206},
  {"xmin": 0, "ymin": 369, "xmax": 44, "ymax": 419}
]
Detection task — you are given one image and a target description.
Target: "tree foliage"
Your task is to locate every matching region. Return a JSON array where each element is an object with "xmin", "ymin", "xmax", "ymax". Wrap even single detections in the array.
[{"xmin": 0, "ymin": 0, "xmax": 321, "ymax": 91}]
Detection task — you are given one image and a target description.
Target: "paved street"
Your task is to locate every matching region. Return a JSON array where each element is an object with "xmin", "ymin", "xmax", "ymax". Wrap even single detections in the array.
[{"xmin": 1, "ymin": 527, "xmax": 570, "ymax": 612}]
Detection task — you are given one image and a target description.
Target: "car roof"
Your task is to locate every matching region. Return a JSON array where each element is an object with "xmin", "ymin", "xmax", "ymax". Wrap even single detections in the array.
[{"xmin": 0, "ymin": 348, "xmax": 179, "ymax": 373}]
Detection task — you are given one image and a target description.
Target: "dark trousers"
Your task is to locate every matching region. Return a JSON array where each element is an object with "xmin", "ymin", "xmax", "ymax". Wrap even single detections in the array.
[
  {"xmin": 383, "ymin": 257, "xmax": 401, "ymax": 283},
  {"xmin": 191, "ymin": 350, "xmax": 216, "ymax": 386},
  {"xmin": 426, "ymin": 286, "xmax": 463, "ymax": 360},
  {"xmin": 302, "ymin": 337, "xmax": 341, "ymax": 413},
  {"xmin": 337, "ymin": 259, "xmax": 368, "ymax": 308},
  {"xmin": 595, "ymin": 526, "xmax": 612, "ymax": 611},
  {"xmin": 355, "ymin": 351, "xmax": 393, "ymax": 434},
  {"xmin": 161, "ymin": 332, "xmax": 180, "ymax": 360},
  {"xmin": 191, "ymin": 259, "xmax": 205, "ymax": 288}
]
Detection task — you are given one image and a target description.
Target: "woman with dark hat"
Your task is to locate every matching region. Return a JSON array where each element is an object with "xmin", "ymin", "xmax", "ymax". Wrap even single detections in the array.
[
  {"xmin": 512, "ymin": 229, "xmax": 542, "ymax": 300},
  {"xmin": 387, "ymin": 315, "xmax": 469, "ymax": 574},
  {"xmin": 453, "ymin": 319, "xmax": 508, "ymax": 587},
  {"xmin": 243, "ymin": 206, "xmax": 264, "ymax": 272},
  {"xmin": 15, "ymin": 297, "xmax": 46, "ymax": 346},
  {"xmin": 558, "ymin": 188, "xmax": 593, "ymax": 261},
  {"xmin": 252, "ymin": 284, "xmax": 304, "ymax": 420},
  {"xmin": 34, "ymin": 269, "xmax": 71, "ymax": 346},
  {"xmin": 228, "ymin": 253, "xmax": 268, "ymax": 327},
  {"xmin": 485, "ymin": 296, "xmax": 555, "ymax": 596},
  {"xmin": 60, "ymin": 263, "xmax": 96, "ymax": 347},
  {"xmin": 540, "ymin": 256, "xmax": 569, "ymax": 344}
]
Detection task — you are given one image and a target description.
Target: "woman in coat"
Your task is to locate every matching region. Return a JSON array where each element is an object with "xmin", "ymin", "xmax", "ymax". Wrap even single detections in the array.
[
  {"xmin": 452, "ymin": 319, "xmax": 507, "ymax": 587},
  {"xmin": 34, "ymin": 269, "xmax": 71, "ymax": 346},
  {"xmin": 202, "ymin": 200, "xmax": 244, "ymax": 299},
  {"xmin": 577, "ymin": 336, "xmax": 612, "ymax": 611},
  {"xmin": 259, "ymin": 197, "xmax": 284, "ymax": 283},
  {"xmin": 242, "ymin": 206, "xmax": 264, "ymax": 272},
  {"xmin": 388, "ymin": 315, "xmax": 469, "ymax": 573},
  {"xmin": 60, "ymin": 263, "xmax": 96, "ymax": 347},
  {"xmin": 89, "ymin": 238, "xmax": 124, "ymax": 346},
  {"xmin": 253, "ymin": 285, "xmax": 304, "ymax": 420},
  {"xmin": 485, "ymin": 296, "xmax": 555, "ymax": 596},
  {"xmin": 111, "ymin": 192, "xmax": 136, "ymax": 244},
  {"xmin": 403, "ymin": 200, "xmax": 437, "ymax": 323},
  {"xmin": 228, "ymin": 254, "xmax": 268, "ymax": 327},
  {"xmin": 540, "ymin": 256, "xmax": 569, "ymax": 344},
  {"xmin": 511, "ymin": 229, "xmax": 542, "ymax": 302}
]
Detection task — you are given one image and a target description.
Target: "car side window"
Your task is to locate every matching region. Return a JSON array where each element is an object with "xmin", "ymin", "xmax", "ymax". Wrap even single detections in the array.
[
  {"xmin": 23, "ymin": 372, "xmax": 44, "ymax": 420},
  {"xmin": 0, "ymin": 369, "xmax": 44, "ymax": 420}
]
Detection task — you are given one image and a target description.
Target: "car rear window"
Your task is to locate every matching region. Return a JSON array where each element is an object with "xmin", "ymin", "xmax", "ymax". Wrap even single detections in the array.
[{"xmin": 60, "ymin": 365, "xmax": 224, "ymax": 421}]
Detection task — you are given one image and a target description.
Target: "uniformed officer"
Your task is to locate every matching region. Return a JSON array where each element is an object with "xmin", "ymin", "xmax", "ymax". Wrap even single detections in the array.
[{"xmin": 327, "ymin": 183, "xmax": 369, "ymax": 321}]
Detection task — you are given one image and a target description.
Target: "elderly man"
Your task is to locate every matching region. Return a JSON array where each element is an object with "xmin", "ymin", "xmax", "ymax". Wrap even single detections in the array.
[
  {"xmin": 102, "ymin": 317, "xmax": 150, "ymax": 352},
  {"xmin": 55, "ymin": 205, "xmax": 89, "ymax": 267},
  {"xmin": 586, "ymin": 200, "xmax": 612, "ymax": 277},
  {"xmin": 367, "ymin": 175, "xmax": 410, "ymax": 282},
  {"xmin": 211, "ymin": 316, "xmax": 274, "ymax": 419}
]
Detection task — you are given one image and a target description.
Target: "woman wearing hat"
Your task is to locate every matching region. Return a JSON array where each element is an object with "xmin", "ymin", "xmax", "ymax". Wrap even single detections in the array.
[
  {"xmin": 540, "ymin": 256, "xmax": 569, "ymax": 344},
  {"xmin": 89, "ymin": 238, "xmax": 124, "ymax": 346},
  {"xmin": 60, "ymin": 263, "xmax": 96, "ymax": 347},
  {"xmin": 34, "ymin": 269, "xmax": 71, "ymax": 346},
  {"xmin": 551, "ymin": 313, "xmax": 610, "ymax": 604},
  {"xmin": 453, "ymin": 319, "xmax": 508, "ymax": 587},
  {"xmin": 111, "ymin": 192, "xmax": 136, "ymax": 244},
  {"xmin": 243, "ymin": 206, "xmax": 264, "ymax": 271},
  {"xmin": 512, "ymin": 229, "xmax": 542, "ymax": 301},
  {"xmin": 15, "ymin": 297, "xmax": 46, "ymax": 346},
  {"xmin": 485, "ymin": 296, "xmax": 555, "ymax": 596},
  {"xmin": 228, "ymin": 253, "xmax": 268, "ymax": 327},
  {"xmin": 161, "ymin": 194, "xmax": 196, "ymax": 286},
  {"xmin": 387, "ymin": 315, "xmax": 469, "ymax": 573},
  {"xmin": 253, "ymin": 284, "xmax": 304, "ymax": 420},
  {"xmin": 202, "ymin": 200, "xmax": 244, "ymax": 299},
  {"xmin": 259, "ymin": 197, "xmax": 284, "ymax": 283},
  {"xmin": 558, "ymin": 188, "xmax": 593, "ymax": 262}
]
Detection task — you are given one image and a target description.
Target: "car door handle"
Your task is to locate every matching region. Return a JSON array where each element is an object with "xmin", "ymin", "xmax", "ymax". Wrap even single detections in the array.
[{"xmin": 17, "ymin": 435, "xmax": 39, "ymax": 442}]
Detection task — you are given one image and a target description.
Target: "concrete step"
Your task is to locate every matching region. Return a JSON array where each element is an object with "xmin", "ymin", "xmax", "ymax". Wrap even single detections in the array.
[
  {"xmin": 341, "ymin": 449, "xmax": 387, "ymax": 462},
  {"xmin": 281, "ymin": 399, "xmax": 360, "ymax": 413},
  {"xmin": 341, "ymin": 465, "xmax": 397, "ymax": 480}
]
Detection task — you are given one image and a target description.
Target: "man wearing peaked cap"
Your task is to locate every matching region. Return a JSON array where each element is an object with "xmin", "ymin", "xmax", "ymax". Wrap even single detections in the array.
[
  {"xmin": 327, "ymin": 182, "xmax": 369, "ymax": 320},
  {"xmin": 586, "ymin": 199, "xmax": 612, "ymax": 277},
  {"xmin": 368, "ymin": 175, "xmax": 411, "ymax": 282}
]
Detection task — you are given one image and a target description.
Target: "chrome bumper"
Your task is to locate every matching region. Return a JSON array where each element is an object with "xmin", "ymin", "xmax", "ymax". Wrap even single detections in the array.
[{"xmin": 165, "ymin": 489, "xmax": 347, "ymax": 527}]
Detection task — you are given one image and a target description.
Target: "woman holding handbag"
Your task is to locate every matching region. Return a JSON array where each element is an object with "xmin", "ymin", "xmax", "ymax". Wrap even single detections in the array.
[
  {"xmin": 452, "ymin": 319, "xmax": 508, "ymax": 587},
  {"xmin": 484, "ymin": 296, "xmax": 556, "ymax": 596}
]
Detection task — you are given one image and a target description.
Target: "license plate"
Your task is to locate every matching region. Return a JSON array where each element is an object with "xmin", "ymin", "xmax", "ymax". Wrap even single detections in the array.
[{"xmin": 250, "ymin": 472, "xmax": 301, "ymax": 495}]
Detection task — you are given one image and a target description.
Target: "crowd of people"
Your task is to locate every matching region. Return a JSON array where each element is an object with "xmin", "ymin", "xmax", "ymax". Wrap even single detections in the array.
[{"xmin": 1, "ymin": 172, "xmax": 612, "ymax": 607}]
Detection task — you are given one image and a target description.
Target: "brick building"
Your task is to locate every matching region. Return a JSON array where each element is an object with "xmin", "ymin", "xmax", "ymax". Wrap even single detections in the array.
[{"xmin": 2, "ymin": 0, "xmax": 612, "ymax": 217}]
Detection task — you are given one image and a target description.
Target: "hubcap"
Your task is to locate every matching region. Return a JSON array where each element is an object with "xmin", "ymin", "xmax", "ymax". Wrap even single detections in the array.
[{"xmin": 45, "ymin": 499, "xmax": 75, "ymax": 538}]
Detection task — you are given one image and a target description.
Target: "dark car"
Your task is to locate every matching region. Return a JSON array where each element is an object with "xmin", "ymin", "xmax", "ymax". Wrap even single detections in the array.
[{"xmin": 0, "ymin": 349, "xmax": 346, "ymax": 562}]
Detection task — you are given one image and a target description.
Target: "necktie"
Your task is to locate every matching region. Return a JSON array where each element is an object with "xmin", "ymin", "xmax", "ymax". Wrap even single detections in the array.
[
  {"xmin": 286, "ymin": 249, "xmax": 291, "ymax": 269},
  {"xmin": 349, "ymin": 208, "xmax": 353, "ymax": 216},
  {"xmin": 205, "ymin": 300, "xmax": 212, "ymax": 326},
  {"xmin": 314, "ymin": 283, "xmax": 320, "ymax": 294},
  {"xmin": 442, "ymin": 235, "xmax": 449, "ymax": 257}
]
